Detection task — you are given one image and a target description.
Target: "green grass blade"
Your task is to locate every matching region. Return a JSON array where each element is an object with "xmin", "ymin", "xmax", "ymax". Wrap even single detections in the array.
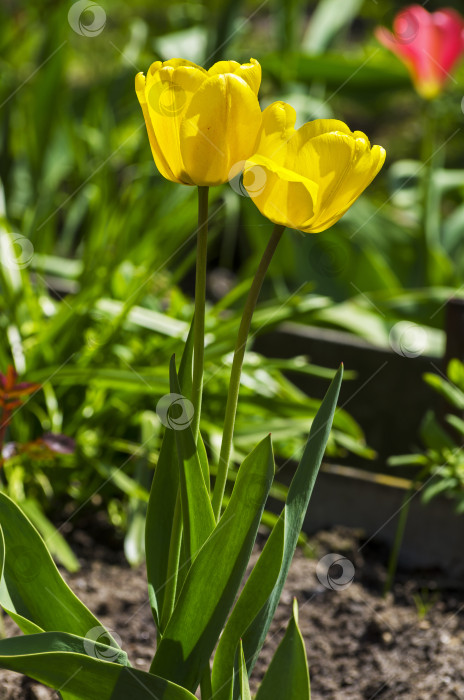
[
  {"xmin": 145, "ymin": 324, "xmax": 194, "ymax": 630},
  {"xmin": 211, "ymin": 516, "xmax": 285, "ymax": 700},
  {"xmin": 241, "ymin": 365, "xmax": 343, "ymax": 677},
  {"xmin": 150, "ymin": 435, "xmax": 275, "ymax": 692}
]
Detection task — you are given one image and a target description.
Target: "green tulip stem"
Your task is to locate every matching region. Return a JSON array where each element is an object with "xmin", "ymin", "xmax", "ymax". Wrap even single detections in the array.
[
  {"xmin": 192, "ymin": 186, "xmax": 209, "ymax": 442},
  {"xmin": 212, "ymin": 222, "xmax": 285, "ymax": 520}
]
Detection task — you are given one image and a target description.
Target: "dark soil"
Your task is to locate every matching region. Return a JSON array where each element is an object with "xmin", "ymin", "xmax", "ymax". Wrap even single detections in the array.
[{"xmin": 1, "ymin": 520, "xmax": 464, "ymax": 700}]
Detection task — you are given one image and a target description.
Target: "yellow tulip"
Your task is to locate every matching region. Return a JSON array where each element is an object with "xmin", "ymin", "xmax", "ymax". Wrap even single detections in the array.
[
  {"xmin": 242, "ymin": 102, "xmax": 386, "ymax": 233},
  {"xmin": 135, "ymin": 58, "xmax": 262, "ymax": 187}
]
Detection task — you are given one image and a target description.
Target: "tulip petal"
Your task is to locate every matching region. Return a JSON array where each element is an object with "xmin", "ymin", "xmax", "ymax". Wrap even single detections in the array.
[
  {"xmin": 208, "ymin": 58, "xmax": 262, "ymax": 95},
  {"xmin": 309, "ymin": 141, "xmax": 386, "ymax": 232},
  {"xmin": 243, "ymin": 155, "xmax": 318, "ymax": 231},
  {"xmin": 289, "ymin": 131, "xmax": 357, "ymax": 226},
  {"xmin": 290, "ymin": 119, "xmax": 352, "ymax": 152},
  {"xmin": 145, "ymin": 61, "xmax": 208, "ymax": 184},
  {"xmin": 376, "ymin": 5, "xmax": 464, "ymax": 98},
  {"xmin": 179, "ymin": 73, "xmax": 262, "ymax": 186},
  {"xmin": 434, "ymin": 9, "xmax": 464, "ymax": 76},
  {"xmin": 135, "ymin": 72, "xmax": 180, "ymax": 183},
  {"xmin": 253, "ymin": 102, "xmax": 297, "ymax": 166}
]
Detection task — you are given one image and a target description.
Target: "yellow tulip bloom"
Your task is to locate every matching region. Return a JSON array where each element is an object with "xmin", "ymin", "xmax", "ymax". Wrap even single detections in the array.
[
  {"xmin": 135, "ymin": 58, "xmax": 262, "ymax": 187},
  {"xmin": 243, "ymin": 102, "xmax": 386, "ymax": 233}
]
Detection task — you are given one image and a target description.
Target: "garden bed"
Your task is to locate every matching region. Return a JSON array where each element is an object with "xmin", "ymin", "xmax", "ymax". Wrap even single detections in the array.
[{"xmin": 1, "ymin": 519, "xmax": 463, "ymax": 699}]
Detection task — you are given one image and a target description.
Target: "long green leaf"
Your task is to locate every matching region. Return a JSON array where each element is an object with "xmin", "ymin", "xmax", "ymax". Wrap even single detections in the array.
[
  {"xmin": 0, "ymin": 494, "xmax": 117, "ymax": 645},
  {"xmin": 0, "ymin": 633, "xmax": 197, "ymax": 700},
  {"xmin": 255, "ymin": 599, "xmax": 310, "ymax": 700},
  {"xmin": 240, "ymin": 365, "xmax": 343, "ymax": 678},
  {"xmin": 145, "ymin": 325, "xmax": 194, "ymax": 630},
  {"xmin": 170, "ymin": 355, "xmax": 215, "ymax": 564},
  {"xmin": 211, "ymin": 517, "xmax": 285, "ymax": 700},
  {"xmin": 150, "ymin": 435, "xmax": 275, "ymax": 692}
]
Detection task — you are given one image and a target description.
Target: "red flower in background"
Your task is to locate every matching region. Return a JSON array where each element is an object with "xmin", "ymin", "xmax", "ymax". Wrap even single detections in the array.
[
  {"xmin": 0, "ymin": 366, "xmax": 40, "ymax": 411},
  {"xmin": 0, "ymin": 365, "xmax": 41, "ymax": 453},
  {"xmin": 375, "ymin": 5, "xmax": 464, "ymax": 99},
  {"xmin": 0, "ymin": 366, "xmax": 75, "ymax": 463}
]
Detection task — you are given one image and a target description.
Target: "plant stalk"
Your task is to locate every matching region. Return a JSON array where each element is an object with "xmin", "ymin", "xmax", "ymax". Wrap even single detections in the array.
[
  {"xmin": 211, "ymin": 223, "xmax": 285, "ymax": 519},
  {"xmin": 383, "ymin": 471, "xmax": 425, "ymax": 597},
  {"xmin": 192, "ymin": 186, "xmax": 209, "ymax": 442}
]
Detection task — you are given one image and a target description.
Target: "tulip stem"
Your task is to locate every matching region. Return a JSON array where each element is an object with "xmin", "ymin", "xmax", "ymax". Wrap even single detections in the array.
[
  {"xmin": 192, "ymin": 186, "xmax": 209, "ymax": 442},
  {"xmin": 212, "ymin": 223, "xmax": 285, "ymax": 520}
]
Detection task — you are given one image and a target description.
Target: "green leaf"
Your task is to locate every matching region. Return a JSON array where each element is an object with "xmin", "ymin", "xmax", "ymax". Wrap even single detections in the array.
[
  {"xmin": 241, "ymin": 365, "xmax": 343, "ymax": 677},
  {"xmin": 0, "ymin": 493, "xmax": 116, "ymax": 645},
  {"xmin": 420, "ymin": 411, "xmax": 455, "ymax": 451},
  {"xmin": 150, "ymin": 435, "xmax": 275, "ymax": 692},
  {"xmin": 445, "ymin": 413, "xmax": 464, "ymax": 436},
  {"xmin": 0, "ymin": 632, "xmax": 197, "ymax": 700},
  {"xmin": 260, "ymin": 52, "xmax": 410, "ymax": 92},
  {"xmin": 145, "ymin": 324, "xmax": 194, "ymax": 630},
  {"xmin": 423, "ymin": 372, "xmax": 464, "ymax": 410},
  {"xmin": 422, "ymin": 477, "xmax": 457, "ymax": 504},
  {"xmin": 239, "ymin": 641, "xmax": 252, "ymax": 700},
  {"xmin": 255, "ymin": 600, "xmax": 310, "ymax": 700},
  {"xmin": 302, "ymin": 0, "xmax": 363, "ymax": 54},
  {"xmin": 170, "ymin": 355, "xmax": 215, "ymax": 565},
  {"xmin": 211, "ymin": 517, "xmax": 285, "ymax": 700}
]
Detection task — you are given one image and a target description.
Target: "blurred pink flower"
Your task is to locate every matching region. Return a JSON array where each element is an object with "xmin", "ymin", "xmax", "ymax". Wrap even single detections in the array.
[{"xmin": 375, "ymin": 5, "xmax": 464, "ymax": 99}]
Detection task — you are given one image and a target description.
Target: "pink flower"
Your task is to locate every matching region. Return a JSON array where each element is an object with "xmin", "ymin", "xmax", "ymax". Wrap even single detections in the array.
[{"xmin": 375, "ymin": 5, "xmax": 464, "ymax": 99}]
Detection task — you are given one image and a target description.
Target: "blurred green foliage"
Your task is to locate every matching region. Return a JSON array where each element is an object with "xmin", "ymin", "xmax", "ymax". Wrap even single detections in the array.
[{"xmin": 1, "ymin": 0, "xmax": 464, "ymax": 562}]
